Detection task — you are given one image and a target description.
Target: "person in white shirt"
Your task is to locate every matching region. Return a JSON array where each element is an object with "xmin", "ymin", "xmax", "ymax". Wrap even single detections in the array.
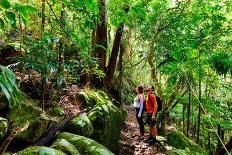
[{"xmin": 133, "ymin": 85, "xmax": 145, "ymax": 138}]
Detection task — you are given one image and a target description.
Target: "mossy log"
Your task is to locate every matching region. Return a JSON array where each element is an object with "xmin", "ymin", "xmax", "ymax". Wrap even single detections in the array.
[{"xmin": 34, "ymin": 109, "xmax": 88, "ymax": 146}]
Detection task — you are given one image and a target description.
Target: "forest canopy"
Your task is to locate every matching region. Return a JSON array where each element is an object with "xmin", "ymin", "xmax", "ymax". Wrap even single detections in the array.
[{"xmin": 0, "ymin": 0, "xmax": 231, "ymax": 154}]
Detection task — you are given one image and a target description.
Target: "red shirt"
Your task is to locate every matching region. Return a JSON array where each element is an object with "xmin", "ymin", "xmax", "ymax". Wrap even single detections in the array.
[{"xmin": 146, "ymin": 93, "xmax": 157, "ymax": 114}]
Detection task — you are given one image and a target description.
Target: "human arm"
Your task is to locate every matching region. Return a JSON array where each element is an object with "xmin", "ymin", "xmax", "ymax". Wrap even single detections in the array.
[{"xmin": 138, "ymin": 95, "xmax": 144, "ymax": 118}]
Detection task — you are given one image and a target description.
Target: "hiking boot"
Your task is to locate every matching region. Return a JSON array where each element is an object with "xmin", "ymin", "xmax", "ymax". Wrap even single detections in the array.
[
  {"xmin": 147, "ymin": 138, "xmax": 158, "ymax": 145},
  {"xmin": 144, "ymin": 136, "xmax": 153, "ymax": 142}
]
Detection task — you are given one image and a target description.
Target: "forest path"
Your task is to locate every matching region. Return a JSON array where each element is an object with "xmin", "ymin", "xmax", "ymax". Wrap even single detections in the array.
[{"xmin": 118, "ymin": 106, "xmax": 167, "ymax": 155}]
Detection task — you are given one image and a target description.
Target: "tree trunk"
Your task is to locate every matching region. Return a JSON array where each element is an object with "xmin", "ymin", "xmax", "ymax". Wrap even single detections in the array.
[
  {"xmin": 41, "ymin": 0, "xmax": 45, "ymax": 39},
  {"xmin": 41, "ymin": 0, "xmax": 46, "ymax": 111},
  {"xmin": 118, "ymin": 43, "xmax": 124, "ymax": 104},
  {"xmin": 208, "ymin": 132, "xmax": 210, "ymax": 149},
  {"xmin": 57, "ymin": 4, "xmax": 65, "ymax": 77},
  {"xmin": 94, "ymin": 0, "xmax": 107, "ymax": 71},
  {"xmin": 217, "ymin": 125, "xmax": 221, "ymax": 148},
  {"xmin": 106, "ymin": 23, "xmax": 124, "ymax": 87},
  {"xmin": 147, "ymin": 50, "xmax": 163, "ymax": 99},
  {"xmin": 34, "ymin": 109, "xmax": 88, "ymax": 146},
  {"xmin": 182, "ymin": 103, "xmax": 185, "ymax": 134},
  {"xmin": 187, "ymin": 91, "xmax": 191, "ymax": 137},
  {"xmin": 197, "ymin": 50, "xmax": 202, "ymax": 144}
]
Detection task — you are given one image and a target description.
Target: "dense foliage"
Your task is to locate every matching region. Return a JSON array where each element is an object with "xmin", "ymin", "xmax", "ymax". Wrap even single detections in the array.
[{"xmin": 0, "ymin": 0, "xmax": 231, "ymax": 154}]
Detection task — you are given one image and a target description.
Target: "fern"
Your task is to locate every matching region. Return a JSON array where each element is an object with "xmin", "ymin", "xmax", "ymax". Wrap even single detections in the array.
[{"xmin": 0, "ymin": 65, "xmax": 22, "ymax": 107}]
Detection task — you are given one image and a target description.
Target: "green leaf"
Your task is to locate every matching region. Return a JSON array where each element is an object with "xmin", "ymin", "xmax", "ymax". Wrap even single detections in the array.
[
  {"xmin": 15, "ymin": 4, "xmax": 38, "ymax": 20},
  {"xmin": 0, "ymin": 66, "xmax": 22, "ymax": 107},
  {"xmin": 5, "ymin": 11, "xmax": 16, "ymax": 28},
  {"xmin": 0, "ymin": 18, "xmax": 4, "ymax": 29},
  {"xmin": 0, "ymin": 0, "xmax": 11, "ymax": 9}
]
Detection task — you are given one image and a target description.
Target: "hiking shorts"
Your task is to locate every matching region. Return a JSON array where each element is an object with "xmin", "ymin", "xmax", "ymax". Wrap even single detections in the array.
[{"xmin": 146, "ymin": 113, "xmax": 157, "ymax": 127}]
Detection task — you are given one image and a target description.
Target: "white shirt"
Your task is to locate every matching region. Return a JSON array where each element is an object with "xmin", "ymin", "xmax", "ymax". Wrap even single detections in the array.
[{"xmin": 133, "ymin": 94, "xmax": 144, "ymax": 117}]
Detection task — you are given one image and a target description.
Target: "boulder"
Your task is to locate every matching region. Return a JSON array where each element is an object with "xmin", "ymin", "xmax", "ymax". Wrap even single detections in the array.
[
  {"xmin": 0, "ymin": 117, "xmax": 8, "ymax": 139},
  {"xmin": 6, "ymin": 97, "xmax": 58, "ymax": 143},
  {"xmin": 64, "ymin": 114, "xmax": 93, "ymax": 137},
  {"xmin": 16, "ymin": 146, "xmax": 66, "ymax": 155},
  {"xmin": 167, "ymin": 131, "xmax": 207, "ymax": 154},
  {"xmin": 82, "ymin": 90, "xmax": 126, "ymax": 152},
  {"xmin": 167, "ymin": 148, "xmax": 192, "ymax": 155},
  {"xmin": 51, "ymin": 139, "xmax": 80, "ymax": 155},
  {"xmin": 58, "ymin": 132, "xmax": 113, "ymax": 155}
]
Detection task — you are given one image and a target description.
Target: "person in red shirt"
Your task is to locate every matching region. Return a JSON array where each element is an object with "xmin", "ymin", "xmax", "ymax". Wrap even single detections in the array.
[{"xmin": 145, "ymin": 85, "xmax": 158, "ymax": 144}]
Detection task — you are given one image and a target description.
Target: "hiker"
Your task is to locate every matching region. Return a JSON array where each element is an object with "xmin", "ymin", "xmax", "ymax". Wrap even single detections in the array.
[
  {"xmin": 133, "ymin": 85, "xmax": 145, "ymax": 138},
  {"xmin": 145, "ymin": 85, "xmax": 158, "ymax": 144}
]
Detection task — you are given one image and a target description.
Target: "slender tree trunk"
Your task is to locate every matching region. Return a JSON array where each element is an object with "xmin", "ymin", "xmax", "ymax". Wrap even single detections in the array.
[
  {"xmin": 187, "ymin": 90, "xmax": 191, "ymax": 137},
  {"xmin": 106, "ymin": 23, "xmax": 124, "ymax": 87},
  {"xmin": 125, "ymin": 29, "xmax": 132, "ymax": 58},
  {"xmin": 41, "ymin": 0, "xmax": 46, "ymax": 112},
  {"xmin": 208, "ymin": 132, "xmax": 210, "ymax": 149},
  {"xmin": 182, "ymin": 103, "xmax": 185, "ymax": 134},
  {"xmin": 94, "ymin": 0, "xmax": 107, "ymax": 71},
  {"xmin": 197, "ymin": 50, "xmax": 201, "ymax": 144},
  {"xmin": 41, "ymin": 0, "xmax": 45, "ymax": 39},
  {"xmin": 118, "ymin": 44, "xmax": 124, "ymax": 105},
  {"xmin": 217, "ymin": 125, "xmax": 221, "ymax": 148},
  {"xmin": 58, "ymin": 4, "xmax": 65, "ymax": 77}
]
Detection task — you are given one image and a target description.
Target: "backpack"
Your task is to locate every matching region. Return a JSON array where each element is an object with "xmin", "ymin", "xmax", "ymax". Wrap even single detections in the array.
[{"xmin": 156, "ymin": 96, "xmax": 162, "ymax": 112}]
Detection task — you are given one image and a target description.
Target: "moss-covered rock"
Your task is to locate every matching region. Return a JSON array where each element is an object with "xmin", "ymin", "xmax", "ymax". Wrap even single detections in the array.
[
  {"xmin": 167, "ymin": 131, "xmax": 207, "ymax": 155},
  {"xmin": 0, "ymin": 117, "xmax": 8, "ymax": 139},
  {"xmin": 64, "ymin": 114, "xmax": 93, "ymax": 137},
  {"xmin": 16, "ymin": 146, "xmax": 67, "ymax": 155},
  {"xmin": 58, "ymin": 132, "xmax": 113, "ymax": 155},
  {"xmin": 167, "ymin": 148, "xmax": 192, "ymax": 155},
  {"xmin": 53, "ymin": 106, "xmax": 65, "ymax": 116},
  {"xmin": 74, "ymin": 89, "xmax": 126, "ymax": 152},
  {"xmin": 6, "ymin": 97, "xmax": 58, "ymax": 143},
  {"xmin": 80, "ymin": 90, "xmax": 126, "ymax": 152},
  {"xmin": 51, "ymin": 139, "xmax": 80, "ymax": 155}
]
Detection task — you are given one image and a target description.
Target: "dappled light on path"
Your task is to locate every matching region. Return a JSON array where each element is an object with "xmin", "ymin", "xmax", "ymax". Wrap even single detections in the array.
[{"xmin": 118, "ymin": 106, "xmax": 167, "ymax": 155}]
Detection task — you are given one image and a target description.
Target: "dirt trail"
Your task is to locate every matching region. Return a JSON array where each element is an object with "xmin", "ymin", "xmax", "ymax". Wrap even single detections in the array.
[{"xmin": 118, "ymin": 106, "xmax": 167, "ymax": 155}]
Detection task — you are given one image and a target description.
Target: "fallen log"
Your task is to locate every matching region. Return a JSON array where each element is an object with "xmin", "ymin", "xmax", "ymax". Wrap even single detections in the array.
[{"xmin": 34, "ymin": 108, "xmax": 88, "ymax": 146}]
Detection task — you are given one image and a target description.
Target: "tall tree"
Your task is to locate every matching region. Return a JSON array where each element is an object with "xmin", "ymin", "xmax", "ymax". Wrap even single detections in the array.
[{"xmin": 94, "ymin": 0, "xmax": 107, "ymax": 71}]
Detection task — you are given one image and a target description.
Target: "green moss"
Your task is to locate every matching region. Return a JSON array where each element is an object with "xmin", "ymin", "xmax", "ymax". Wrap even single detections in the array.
[
  {"xmin": 76, "ymin": 90, "xmax": 126, "ymax": 152},
  {"xmin": 87, "ymin": 92, "xmax": 126, "ymax": 152},
  {"xmin": 77, "ymin": 91, "xmax": 95, "ymax": 108},
  {"xmin": 6, "ymin": 97, "xmax": 56, "ymax": 143},
  {"xmin": 53, "ymin": 106, "xmax": 65, "ymax": 116},
  {"xmin": 0, "ymin": 117, "xmax": 8, "ymax": 139},
  {"xmin": 77, "ymin": 90, "xmax": 110, "ymax": 108},
  {"xmin": 167, "ymin": 131, "xmax": 207, "ymax": 155},
  {"xmin": 16, "ymin": 146, "xmax": 67, "ymax": 155},
  {"xmin": 58, "ymin": 132, "xmax": 113, "ymax": 155},
  {"xmin": 64, "ymin": 114, "xmax": 93, "ymax": 137},
  {"xmin": 168, "ymin": 148, "xmax": 192, "ymax": 155},
  {"xmin": 51, "ymin": 139, "xmax": 80, "ymax": 155}
]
